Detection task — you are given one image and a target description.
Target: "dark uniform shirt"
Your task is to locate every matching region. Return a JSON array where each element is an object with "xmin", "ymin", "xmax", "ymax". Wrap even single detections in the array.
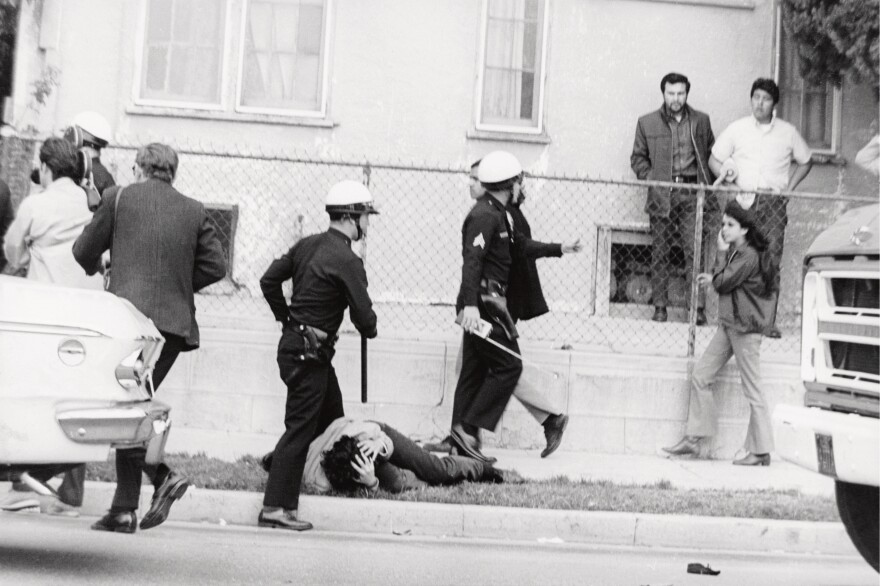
[
  {"xmin": 456, "ymin": 195, "xmax": 512, "ymax": 311},
  {"xmin": 260, "ymin": 229, "xmax": 377, "ymax": 338},
  {"xmin": 92, "ymin": 157, "xmax": 116, "ymax": 196}
]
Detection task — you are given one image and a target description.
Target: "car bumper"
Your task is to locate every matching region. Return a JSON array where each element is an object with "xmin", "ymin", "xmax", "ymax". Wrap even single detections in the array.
[
  {"xmin": 773, "ymin": 404, "xmax": 880, "ymax": 487},
  {"xmin": 56, "ymin": 400, "xmax": 171, "ymax": 463}
]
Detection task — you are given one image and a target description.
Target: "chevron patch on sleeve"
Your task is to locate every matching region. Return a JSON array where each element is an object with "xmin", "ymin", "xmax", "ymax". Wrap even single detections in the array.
[{"xmin": 473, "ymin": 233, "xmax": 486, "ymax": 249}]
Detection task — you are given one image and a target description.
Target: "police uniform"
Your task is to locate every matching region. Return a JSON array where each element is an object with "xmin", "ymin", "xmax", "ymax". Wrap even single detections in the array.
[
  {"xmin": 91, "ymin": 157, "xmax": 116, "ymax": 196},
  {"xmin": 452, "ymin": 195, "xmax": 523, "ymax": 434},
  {"xmin": 260, "ymin": 229, "xmax": 377, "ymax": 512}
]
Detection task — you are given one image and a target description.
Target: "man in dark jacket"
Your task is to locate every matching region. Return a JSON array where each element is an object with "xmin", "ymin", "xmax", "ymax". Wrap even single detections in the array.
[
  {"xmin": 0, "ymin": 178, "xmax": 11, "ymax": 272},
  {"xmin": 73, "ymin": 143, "xmax": 227, "ymax": 534},
  {"xmin": 631, "ymin": 72, "xmax": 715, "ymax": 324}
]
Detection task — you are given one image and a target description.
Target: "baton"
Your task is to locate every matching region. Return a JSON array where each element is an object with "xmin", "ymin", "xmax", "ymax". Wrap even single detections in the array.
[
  {"xmin": 458, "ymin": 318, "xmax": 560, "ymax": 378},
  {"xmin": 361, "ymin": 336, "xmax": 368, "ymax": 403}
]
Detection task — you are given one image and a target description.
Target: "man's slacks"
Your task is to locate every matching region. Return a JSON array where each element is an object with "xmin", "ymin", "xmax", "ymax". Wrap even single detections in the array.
[
  {"xmin": 685, "ymin": 326, "xmax": 774, "ymax": 454},
  {"xmin": 263, "ymin": 328, "xmax": 343, "ymax": 510},
  {"xmin": 376, "ymin": 424, "xmax": 491, "ymax": 491},
  {"xmin": 650, "ymin": 190, "xmax": 709, "ymax": 309},
  {"xmin": 111, "ymin": 332, "xmax": 188, "ymax": 512}
]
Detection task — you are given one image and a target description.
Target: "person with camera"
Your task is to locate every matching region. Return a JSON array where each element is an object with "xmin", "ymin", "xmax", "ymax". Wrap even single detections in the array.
[
  {"xmin": 65, "ymin": 111, "xmax": 116, "ymax": 197},
  {"xmin": 257, "ymin": 180, "xmax": 379, "ymax": 531}
]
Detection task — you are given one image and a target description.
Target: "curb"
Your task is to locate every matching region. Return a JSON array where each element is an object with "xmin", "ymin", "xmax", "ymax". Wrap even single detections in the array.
[{"xmin": 75, "ymin": 481, "xmax": 857, "ymax": 557}]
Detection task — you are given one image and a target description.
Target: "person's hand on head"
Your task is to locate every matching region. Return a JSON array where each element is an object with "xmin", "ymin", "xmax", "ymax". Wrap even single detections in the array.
[
  {"xmin": 357, "ymin": 437, "xmax": 385, "ymax": 461},
  {"xmin": 351, "ymin": 451, "xmax": 377, "ymax": 488}
]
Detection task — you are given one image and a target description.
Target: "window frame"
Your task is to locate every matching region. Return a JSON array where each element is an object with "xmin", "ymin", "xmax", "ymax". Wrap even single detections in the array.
[
  {"xmin": 474, "ymin": 0, "xmax": 551, "ymax": 136},
  {"xmin": 773, "ymin": 5, "xmax": 842, "ymax": 156},
  {"xmin": 132, "ymin": 0, "xmax": 333, "ymax": 120},
  {"xmin": 234, "ymin": 0, "xmax": 333, "ymax": 118},
  {"xmin": 132, "ymin": 0, "xmax": 234, "ymax": 111}
]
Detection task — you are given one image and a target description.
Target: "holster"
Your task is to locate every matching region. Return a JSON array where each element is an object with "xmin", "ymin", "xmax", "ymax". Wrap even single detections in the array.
[
  {"xmin": 479, "ymin": 279, "xmax": 518, "ymax": 340},
  {"xmin": 287, "ymin": 315, "xmax": 338, "ymax": 362}
]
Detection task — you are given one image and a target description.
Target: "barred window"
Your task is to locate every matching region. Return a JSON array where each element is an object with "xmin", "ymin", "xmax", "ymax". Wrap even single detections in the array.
[
  {"xmin": 776, "ymin": 18, "xmax": 841, "ymax": 153},
  {"xmin": 239, "ymin": 0, "xmax": 328, "ymax": 114},
  {"xmin": 477, "ymin": 0, "xmax": 548, "ymax": 133},
  {"xmin": 140, "ymin": 0, "xmax": 226, "ymax": 106}
]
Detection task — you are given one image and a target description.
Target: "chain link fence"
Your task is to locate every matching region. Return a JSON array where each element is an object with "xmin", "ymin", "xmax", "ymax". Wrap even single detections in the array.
[{"xmin": 9, "ymin": 137, "xmax": 872, "ymax": 362}]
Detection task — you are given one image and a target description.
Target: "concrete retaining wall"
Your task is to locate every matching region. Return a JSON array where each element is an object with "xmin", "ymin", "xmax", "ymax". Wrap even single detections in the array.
[{"xmin": 159, "ymin": 320, "xmax": 802, "ymax": 461}]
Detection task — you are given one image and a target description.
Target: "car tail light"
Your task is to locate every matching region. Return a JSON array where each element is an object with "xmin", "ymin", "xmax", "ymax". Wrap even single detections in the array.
[{"xmin": 116, "ymin": 349, "xmax": 147, "ymax": 391}]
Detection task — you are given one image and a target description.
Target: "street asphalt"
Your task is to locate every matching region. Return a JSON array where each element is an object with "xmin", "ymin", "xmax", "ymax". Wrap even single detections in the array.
[{"xmin": 0, "ymin": 515, "xmax": 876, "ymax": 586}]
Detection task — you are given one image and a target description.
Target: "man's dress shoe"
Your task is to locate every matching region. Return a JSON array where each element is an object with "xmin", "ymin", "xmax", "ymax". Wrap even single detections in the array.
[
  {"xmin": 140, "ymin": 472, "xmax": 190, "ymax": 530},
  {"xmin": 91, "ymin": 511, "xmax": 137, "ymax": 534},
  {"xmin": 541, "ymin": 414, "xmax": 569, "ymax": 458},
  {"xmin": 450, "ymin": 426, "xmax": 494, "ymax": 464},
  {"xmin": 732, "ymin": 452, "xmax": 770, "ymax": 466},
  {"xmin": 651, "ymin": 307, "xmax": 668, "ymax": 322},
  {"xmin": 662, "ymin": 437, "xmax": 701, "ymax": 457},
  {"xmin": 258, "ymin": 509, "xmax": 313, "ymax": 531}
]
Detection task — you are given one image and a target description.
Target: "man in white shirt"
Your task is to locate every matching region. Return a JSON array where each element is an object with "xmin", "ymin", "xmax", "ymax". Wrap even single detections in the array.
[{"xmin": 709, "ymin": 78, "xmax": 812, "ymax": 336}]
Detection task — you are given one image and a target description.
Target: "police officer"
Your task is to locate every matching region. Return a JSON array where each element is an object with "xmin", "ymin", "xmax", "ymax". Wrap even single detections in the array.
[
  {"xmin": 258, "ymin": 180, "xmax": 378, "ymax": 531},
  {"xmin": 66, "ymin": 111, "xmax": 116, "ymax": 195},
  {"xmin": 450, "ymin": 151, "xmax": 524, "ymax": 463}
]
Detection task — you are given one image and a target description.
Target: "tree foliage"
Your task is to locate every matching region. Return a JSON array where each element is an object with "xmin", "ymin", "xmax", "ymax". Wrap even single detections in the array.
[{"xmin": 781, "ymin": 0, "xmax": 879, "ymax": 87}]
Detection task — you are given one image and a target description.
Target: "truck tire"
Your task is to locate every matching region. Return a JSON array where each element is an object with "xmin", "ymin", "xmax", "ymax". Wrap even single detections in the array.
[{"xmin": 835, "ymin": 480, "xmax": 879, "ymax": 572}]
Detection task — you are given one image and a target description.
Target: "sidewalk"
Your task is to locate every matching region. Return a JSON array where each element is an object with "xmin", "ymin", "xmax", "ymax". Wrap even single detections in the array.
[{"xmin": 0, "ymin": 450, "xmax": 853, "ymax": 557}]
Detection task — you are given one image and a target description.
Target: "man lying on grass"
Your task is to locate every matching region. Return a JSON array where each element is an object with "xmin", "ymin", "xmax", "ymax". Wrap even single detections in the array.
[{"xmin": 263, "ymin": 418, "xmax": 523, "ymax": 494}]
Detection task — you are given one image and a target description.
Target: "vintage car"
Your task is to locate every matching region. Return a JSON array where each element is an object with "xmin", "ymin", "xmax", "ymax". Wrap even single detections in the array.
[{"xmin": 0, "ymin": 275, "xmax": 171, "ymax": 480}]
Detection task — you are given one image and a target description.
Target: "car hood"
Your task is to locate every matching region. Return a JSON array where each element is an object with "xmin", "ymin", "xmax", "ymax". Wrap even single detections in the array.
[
  {"xmin": 806, "ymin": 204, "xmax": 880, "ymax": 260},
  {"xmin": 0, "ymin": 276, "xmax": 161, "ymax": 340}
]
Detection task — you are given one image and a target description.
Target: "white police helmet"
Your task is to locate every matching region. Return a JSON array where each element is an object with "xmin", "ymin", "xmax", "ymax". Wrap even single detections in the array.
[
  {"xmin": 325, "ymin": 180, "xmax": 379, "ymax": 215},
  {"xmin": 71, "ymin": 111, "xmax": 112, "ymax": 147},
  {"xmin": 477, "ymin": 150, "xmax": 523, "ymax": 185}
]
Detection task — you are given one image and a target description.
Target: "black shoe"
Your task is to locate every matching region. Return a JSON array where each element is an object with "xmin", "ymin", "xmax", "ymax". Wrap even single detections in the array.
[
  {"xmin": 695, "ymin": 308, "xmax": 707, "ymax": 326},
  {"xmin": 765, "ymin": 326, "xmax": 782, "ymax": 339},
  {"xmin": 541, "ymin": 414, "xmax": 569, "ymax": 458},
  {"xmin": 258, "ymin": 509, "xmax": 313, "ymax": 531},
  {"xmin": 662, "ymin": 436, "xmax": 701, "ymax": 457},
  {"xmin": 91, "ymin": 511, "xmax": 137, "ymax": 534},
  {"xmin": 450, "ymin": 425, "xmax": 493, "ymax": 464},
  {"xmin": 260, "ymin": 451, "xmax": 274, "ymax": 473},
  {"xmin": 140, "ymin": 472, "xmax": 190, "ymax": 530},
  {"xmin": 422, "ymin": 436, "xmax": 454, "ymax": 454},
  {"xmin": 651, "ymin": 307, "xmax": 668, "ymax": 322}
]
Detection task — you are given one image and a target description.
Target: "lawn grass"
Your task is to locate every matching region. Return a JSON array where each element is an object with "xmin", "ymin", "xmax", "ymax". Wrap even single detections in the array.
[{"xmin": 85, "ymin": 452, "xmax": 839, "ymax": 523}]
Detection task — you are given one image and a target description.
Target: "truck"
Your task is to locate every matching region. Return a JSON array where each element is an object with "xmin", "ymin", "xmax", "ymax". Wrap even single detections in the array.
[{"xmin": 773, "ymin": 204, "xmax": 879, "ymax": 572}]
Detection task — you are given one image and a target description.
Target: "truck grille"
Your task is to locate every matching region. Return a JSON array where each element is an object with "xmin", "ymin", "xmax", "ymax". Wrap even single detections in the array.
[{"xmin": 831, "ymin": 277, "xmax": 879, "ymax": 311}]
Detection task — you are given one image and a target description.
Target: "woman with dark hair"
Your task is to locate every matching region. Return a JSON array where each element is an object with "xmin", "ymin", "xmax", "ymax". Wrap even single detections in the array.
[{"xmin": 663, "ymin": 201, "xmax": 778, "ymax": 466}]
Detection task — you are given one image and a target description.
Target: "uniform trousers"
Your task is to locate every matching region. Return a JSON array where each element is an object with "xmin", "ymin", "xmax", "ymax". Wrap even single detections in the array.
[
  {"xmin": 650, "ymin": 190, "xmax": 709, "ymax": 309},
  {"xmin": 685, "ymin": 326, "xmax": 774, "ymax": 454},
  {"xmin": 453, "ymin": 344, "xmax": 562, "ymax": 425},
  {"xmin": 263, "ymin": 327, "xmax": 344, "ymax": 510},
  {"xmin": 374, "ymin": 424, "xmax": 493, "ymax": 492},
  {"xmin": 452, "ymin": 325, "xmax": 523, "ymax": 433},
  {"xmin": 111, "ymin": 332, "xmax": 187, "ymax": 512}
]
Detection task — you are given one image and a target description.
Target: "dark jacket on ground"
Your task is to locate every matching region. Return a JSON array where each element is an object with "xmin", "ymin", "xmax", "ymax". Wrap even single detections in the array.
[
  {"xmin": 259, "ymin": 229, "xmax": 377, "ymax": 338},
  {"xmin": 73, "ymin": 178, "xmax": 227, "ymax": 349},
  {"xmin": 507, "ymin": 205, "xmax": 562, "ymax": 321},
  {"xmin": 712, "ymin": 242, "xmax": 774, "ymax": 334},
  {"xmin": 631, "ymin": 103, "xmax": 716, "ymax": 217}
]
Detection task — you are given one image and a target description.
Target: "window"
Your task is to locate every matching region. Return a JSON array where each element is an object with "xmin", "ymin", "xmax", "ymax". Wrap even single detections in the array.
[
  {"xmin": 238, "ymin": 0, "xmax": 328, "ymax": 113},
  {"xmin": 137, "ymin": 0, "xmax": 331, "ymax": 117},
  {"xmin": 140, "ymin": 0, "xmax": 227, "ymax": 107},
  {"xmin": 776, "ymin": 15, "xmax": 841, "ymax": 154},
  {"xmin": 476, "ymin": 0, "xmax": 549, "ymax": 134}
]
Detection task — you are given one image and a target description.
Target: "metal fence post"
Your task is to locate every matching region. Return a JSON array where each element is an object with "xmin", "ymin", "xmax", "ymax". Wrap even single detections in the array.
[
  {"xmin": 360, "ymin": 163, "xmax": 371, "ymax": 403},
  {"xmin": 686, "ymin": 188, "xmax": 705, "ymax": 358}
]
